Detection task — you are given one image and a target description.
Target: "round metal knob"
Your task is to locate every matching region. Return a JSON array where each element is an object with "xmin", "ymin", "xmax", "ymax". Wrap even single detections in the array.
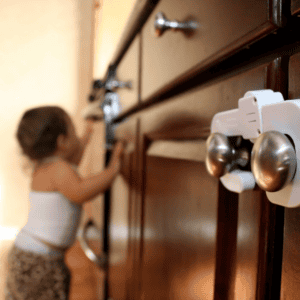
[
  {"xmin": 251, "ymin": 131, "xmax": 297, "ymax": 192},
  {"xmin": 154, "ymin": 12, "xmax": 199, "ymax": 37},
  {"xmin": 206, "ymin": 133, "xmax": 249, "ymax": 178}
]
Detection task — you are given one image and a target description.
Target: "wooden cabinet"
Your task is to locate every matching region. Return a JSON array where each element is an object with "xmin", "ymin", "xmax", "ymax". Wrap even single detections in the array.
[
  {"xmin": 280, "ymin": 52, "xmax": 300, "ymax": 300},
  {"xmin": 115, "ymin": 36, "xmax": 140, "ymax": 114},
  {"xmin": 141, "ymin": 0, "xmax": 282, "ymax": 100},
  {"xmin": 108, "ymin": 117, "xmax": 139, "ymax": 300},
  {"xmin": 88, "ymin": 0, "xmax": 300, "ymax": 299},
  {"xmin": 134, "ymin": 60, "xmax": 284, "ymax": 300}
]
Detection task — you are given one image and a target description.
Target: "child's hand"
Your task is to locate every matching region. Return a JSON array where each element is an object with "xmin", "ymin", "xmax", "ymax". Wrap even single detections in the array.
[
  {"xmin": 113, "ymin": 140, "xmax": 125, "ymax": 157},
  {"xmin": 109, "ymin": 141, "xmax": 125, "ymax": 173}
]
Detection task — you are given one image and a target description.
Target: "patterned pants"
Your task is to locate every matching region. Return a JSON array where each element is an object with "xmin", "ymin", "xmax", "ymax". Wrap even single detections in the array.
[{"xmin": 5, "ymin": 245, "xmax": 71, "ymax": 300}]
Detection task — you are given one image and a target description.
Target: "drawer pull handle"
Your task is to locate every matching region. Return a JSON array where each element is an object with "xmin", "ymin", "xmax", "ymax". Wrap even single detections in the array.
[
  {"xmin": 154, "ymin": 12, "xmax": 199, "ymax": 37},
  {"xmin": 78, "ymin": 219, "xmax": 107, "ymax": 268}
]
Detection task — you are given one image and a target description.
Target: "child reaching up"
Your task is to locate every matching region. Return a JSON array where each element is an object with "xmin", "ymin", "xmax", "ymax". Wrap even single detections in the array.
[{"xmin": 5, "ymin": 106, "xmax": 124, "ymax": 300}]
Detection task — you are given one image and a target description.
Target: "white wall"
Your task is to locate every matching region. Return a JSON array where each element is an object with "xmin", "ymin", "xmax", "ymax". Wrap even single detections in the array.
[{"xmin": 0, "ymin": 0, "xmax": 94, "ymax": 231}]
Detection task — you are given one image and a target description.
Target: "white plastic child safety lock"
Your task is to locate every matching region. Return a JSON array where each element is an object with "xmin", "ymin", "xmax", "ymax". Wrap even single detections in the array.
[{"xmin": 206, "ymin": 89, "xmax": 300, "ymax": 208}]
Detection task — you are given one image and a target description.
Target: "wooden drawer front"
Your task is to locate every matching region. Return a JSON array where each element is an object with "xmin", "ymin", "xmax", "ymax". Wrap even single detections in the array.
[
  {"xmin": 141, "ymin": 0, "xmax": 280, "ymax": 100},
  {"xmin": 140, "ymin": 64, "xmax": 267, "ymax": 140},
  {"xmin": 281, "ymin": 52, "xmax": 300, "ymax": 300},
  {"xmin": 116, "ymin": 35, "xmax": 140, "ymax": 114},
  {"xmin": 138, "ymin": 60, "xmax": 285, "ymax": 299}
]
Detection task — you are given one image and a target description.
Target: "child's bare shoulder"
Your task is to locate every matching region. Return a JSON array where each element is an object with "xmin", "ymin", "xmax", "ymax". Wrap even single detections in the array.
[
  {"xmin": 51, "ymin": 159, "xmax": 81, "ymax": 185},
  {"xmin": 50, "ymin": 159, "xmax": 82, "ymax": 201},
  {"xmin": 52, "ymin": 159, "xmax": 76, "ymax": 175}
]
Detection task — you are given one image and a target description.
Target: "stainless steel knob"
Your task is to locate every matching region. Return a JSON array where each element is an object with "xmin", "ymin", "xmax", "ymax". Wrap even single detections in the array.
[
  {"xmin": 154, "ymin": 12, "xmax": 199, "ymax": 37},
  {"xmin": 251, "ymin": 131, "xmax": 297, "ymax": 192},
  {"xmin": 206, "ymin": 133, "xmax": 250, "ymax": 178}
]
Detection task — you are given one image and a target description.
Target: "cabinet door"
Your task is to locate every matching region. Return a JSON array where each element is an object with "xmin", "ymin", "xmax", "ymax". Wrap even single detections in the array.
[
  {"xmin": 141, "ymin": 0, "xmax": 282, "ymax": 100},
  {"xmin": 137, "ymin": 58, "xmax": 286, "ymax": 300},
  {"xmin": 280, "ymin": 52, "xmax": 300, "ymax": 300},
  {"xmin": 108, "ymin": 118, "xmax": 138, "ymax": 300}
]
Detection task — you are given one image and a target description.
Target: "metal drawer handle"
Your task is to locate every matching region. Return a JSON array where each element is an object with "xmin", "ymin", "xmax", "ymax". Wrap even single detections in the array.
[
  {"xmin": 154, "ymin": 12, "xmax": 199, "ymax": 37},
  {"xmin": 78, "ymin": 219, "xmax": 107, "ymax": 268}
]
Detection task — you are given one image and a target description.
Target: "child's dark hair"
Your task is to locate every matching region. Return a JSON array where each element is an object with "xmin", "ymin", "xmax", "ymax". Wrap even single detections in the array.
[{"xmin": 17, "ymin": 106, "xmax": 68, "ymax": 160}]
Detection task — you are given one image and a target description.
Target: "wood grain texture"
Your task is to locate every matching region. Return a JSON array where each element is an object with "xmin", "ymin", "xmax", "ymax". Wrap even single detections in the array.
[
  {"xmin": 108, "ymin": 118, "xmax": 139, "ymax": 300},
  {"xmin": 138, "ymin": 60, "xmax": 267, "ymax": 141},
  {"xmin": 141, "ymin": 157, "xmax": 219, "ymax": 300},
  {"xmin": 141, "ymin": 0, "xmax": 279, "ymax": 100},
  {"xmin": 280, "ymin": 52, "xmax": 300, "ymax": 300},
  {"xmin": 132, "ymin": 59, "xmax": 286, "ymax": 299}
]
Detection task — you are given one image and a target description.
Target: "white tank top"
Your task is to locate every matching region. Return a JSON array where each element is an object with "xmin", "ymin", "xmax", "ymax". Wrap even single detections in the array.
[
  {"xmin": 16, "ymin": 157, "xmax": 82, "ymax": 248},
  {"xmin": 21, "ymin": 190, "xmax": 82, "ymax": 248}
]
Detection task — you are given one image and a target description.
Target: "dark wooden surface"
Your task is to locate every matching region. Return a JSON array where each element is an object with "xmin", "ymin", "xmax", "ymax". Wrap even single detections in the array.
[
  {"xmin": 121, "ymin": 60, "xmax": 283, "ymax": 300},
  {"xmin": 108, "ymin": 152, "xmax": 132, "ymax": 300},
  {"xmin": 141, "ymin": 0, "xmax": 279, "ymax": 100},
  {"xmin": 108, "ymin": 117, "xmax": 139, "ymax": 300},
  {"xmin": 141, "ymin": 157, "xmax": 219, "ymax": 300},
  {"xmin": 280, "ymin": 52, "xmax": 300, "ymax": 300},
  {"xmin": 66, "ymin": 240, "xmax": 104, "ymax": 300},
  {"xmin": 292, "ymin": 0, "xmax": 300, "ymax": 15}
]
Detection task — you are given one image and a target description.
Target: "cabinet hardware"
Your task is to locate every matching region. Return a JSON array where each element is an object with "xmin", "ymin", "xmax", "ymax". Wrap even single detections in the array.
[
  {"xmin": 105, "ymin": 79, "xmax": 132, "ymax": 91},
  {"xmin": 251, "ymin": 131, "xmax": 297, "ymax": 192},
  {"xmin": 78, "ymin": 219, "xmax": 107, "ymax": 268},
  {"xmin": 154, "ymin": 12, "xmax": 199, "ymax": 37},
  {"xmin": 101, "ymin": 92, "xmax": 122, "ymax": 149},
  {"xmin": 206, "ymin": 89, "xmax": 300, "ymax": 207},
  {"xmin": 82, "ymin": 91, "xmax": 122, "ymax": 148},
  {"xmin": 206, "ymin": 132, "xmax": 250, "ymax": 178}
]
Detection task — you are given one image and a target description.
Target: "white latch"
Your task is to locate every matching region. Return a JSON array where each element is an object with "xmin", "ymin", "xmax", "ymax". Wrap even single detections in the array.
[
  {"xmin": 211, "ymin": 90, "xmax": 284, "ymax": 139},
  {"xmin": 206, "ymin": 89, "xmax": 300, "ymax": 208}
]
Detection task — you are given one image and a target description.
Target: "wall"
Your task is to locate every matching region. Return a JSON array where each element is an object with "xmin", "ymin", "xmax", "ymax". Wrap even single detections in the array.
[
  {"xmin": 0, "ymin": 0, "xmax": 94, "ymax": 238},
  {"xmin": 0, "ymin": 0, "xmax": 95, "ymax": 296},
  {"xmin": 0, "ymin": 0, "xmax": 137, "ymax": 296}
]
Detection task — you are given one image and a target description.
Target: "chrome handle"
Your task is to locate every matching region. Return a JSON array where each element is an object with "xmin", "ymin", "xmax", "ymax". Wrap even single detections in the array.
[
  {"xmin": 205, "ymin": 133, "xmax": 250, "ymax": 178},
  {"xmin": 154, "ymin": 12, "xmax": 199, "ymax": 37},
  {"xmin": 251, "ymin": 131, "xmax": 297, "ymax": 192},
  {"xmin": 78, "ymin": 219, "xmax": 107, "ymax": 268}
]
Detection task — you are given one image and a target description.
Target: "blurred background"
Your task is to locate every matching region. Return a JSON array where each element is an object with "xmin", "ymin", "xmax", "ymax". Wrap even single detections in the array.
[{"xmin": 0, "ymin": 0, "xmax": 136, "ymax": 298}]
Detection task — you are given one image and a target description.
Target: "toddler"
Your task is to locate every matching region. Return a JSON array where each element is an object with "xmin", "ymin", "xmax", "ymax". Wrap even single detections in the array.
[{"xmin": 5, "ymin": 106, "xmax": 124, "ymax": 299}]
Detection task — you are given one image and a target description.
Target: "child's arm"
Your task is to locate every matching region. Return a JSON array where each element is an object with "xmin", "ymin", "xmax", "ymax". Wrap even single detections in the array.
[
  {"xmin": 69, "ymin": 120, "xmax": 94, "ymax": 166},
  {"xmin": 53, "ymin": 141, "xmax": 124, "ymax": 204}
]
